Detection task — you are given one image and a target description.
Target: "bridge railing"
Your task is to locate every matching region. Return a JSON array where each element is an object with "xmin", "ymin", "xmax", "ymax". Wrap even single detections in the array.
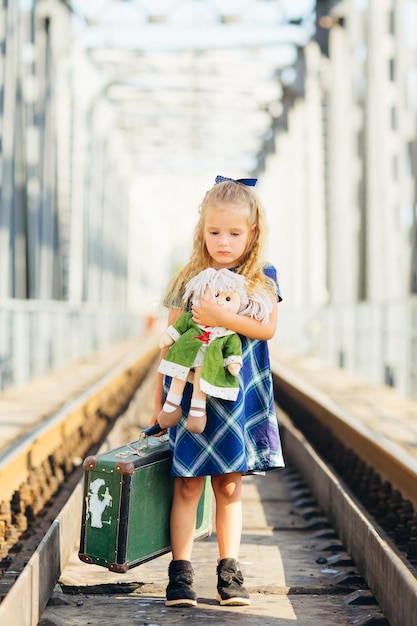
[
  {"xmin": 0, "ymin": 300, "xmax": 144, "ymax": 391},
  {"xmin": 276, "ymin": 297, "xmax": 417, "ymax": 399}
]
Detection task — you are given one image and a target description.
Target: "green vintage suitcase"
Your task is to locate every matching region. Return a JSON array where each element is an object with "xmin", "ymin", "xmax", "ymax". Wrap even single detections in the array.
[{"xmin": 78, "ymin": 432, "xmax": 213, "ymax": 572}]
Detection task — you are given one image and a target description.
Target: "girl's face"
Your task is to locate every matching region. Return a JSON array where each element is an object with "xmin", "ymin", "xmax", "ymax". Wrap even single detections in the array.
[{"xmin": 204, "ymin": 203, "xmax": 255, "ymax": 269}]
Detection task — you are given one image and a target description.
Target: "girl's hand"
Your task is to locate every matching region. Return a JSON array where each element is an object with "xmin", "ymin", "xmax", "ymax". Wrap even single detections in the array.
[
  {"xmin": 193, "ymin": 295, "xmax": 278, "ymax": 341},
  {"xmin": 192, "ymin": 300, "xmax": 226, "ymax": 327},
  {"xmin": 149, "ymin": 407, "xmax": 167, "ymax": 436}
]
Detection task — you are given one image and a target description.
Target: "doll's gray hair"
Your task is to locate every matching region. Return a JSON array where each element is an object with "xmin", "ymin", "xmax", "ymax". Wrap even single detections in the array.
[
  {"xmin": 239, "ymin": 288, "xmax": 273, "ymax": 324},
  {"xmin": 183, "ymin": 268, "xmax": 272, "ymax": 324}
]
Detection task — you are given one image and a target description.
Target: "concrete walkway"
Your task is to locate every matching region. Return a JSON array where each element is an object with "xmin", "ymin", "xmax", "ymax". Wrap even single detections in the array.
[{"xmin": 40, "ymin": 465, "xmax": 383, "ymax": 625}]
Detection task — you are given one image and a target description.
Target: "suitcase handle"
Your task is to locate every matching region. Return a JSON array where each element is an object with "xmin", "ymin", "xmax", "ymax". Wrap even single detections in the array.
[
  {"xmin": 125, "ymin": 424, "xmax": 167, "ymax": 456},
  {"xmin": 142, "ymin": 424, "xmax": 163, "ymax": 437}
]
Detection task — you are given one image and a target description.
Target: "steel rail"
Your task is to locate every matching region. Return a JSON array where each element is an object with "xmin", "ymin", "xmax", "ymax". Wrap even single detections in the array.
[
  {"xmin": 0, "ymin": 334, "xmax": 158, "ymax": 504},
  {"xmin": 0, "ymin": 335, "xmax": 160, "ymax": 625},
  {"xmin": 269, "ymin": 349, "xmax": 417, "ymax": 510},
  {"xmin": 281, "ymin": 412, "xmax": 417, "ymax": 626},
  {"xmin": 269, "ymin": 346, "xmax": 417, "ymax": 626}
]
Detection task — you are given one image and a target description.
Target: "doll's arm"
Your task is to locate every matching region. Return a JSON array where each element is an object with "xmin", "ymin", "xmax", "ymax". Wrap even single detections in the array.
[
  {"xmin": 227, "ymin": 362, "xmax": 241, "ymax": 376},
  {"xmin": 159, "ymin": 330, "xmax": 174, "ymax": 349},
  {"xmin": 151, "ymin": 308, "xmax": 182, "ymax": 430},
  {"xmin": 158, "ymin": 311, "xmax": 191, "ymax": 349},
  {"xmin": 224, "ymin": 333, "xmax": 243, "ymax": 376}
]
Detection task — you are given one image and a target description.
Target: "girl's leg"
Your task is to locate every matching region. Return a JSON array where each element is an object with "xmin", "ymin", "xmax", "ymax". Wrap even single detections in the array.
[
  {"xmin": 170, "ymin": 476, "xmax": 205, "ymax": 559},
  {"xmin": 211, "ymin": 472, "xmax": 250, "ymax": 606},
  {"xmin": 211, "ymin": 472, "xmax": 242, "ymax": 559},
  {"xmin": 165, "ymin": 476, "xmax": 205, "ymax": 607}
]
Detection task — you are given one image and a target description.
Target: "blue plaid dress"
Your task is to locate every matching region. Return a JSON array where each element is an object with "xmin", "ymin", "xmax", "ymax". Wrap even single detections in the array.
[{"xmin": 166, "ymin": 264, "xmax": 285, "ymax": 477}]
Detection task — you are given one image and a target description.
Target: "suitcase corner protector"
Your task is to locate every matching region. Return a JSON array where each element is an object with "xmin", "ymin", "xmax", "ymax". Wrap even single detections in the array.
[
  {"xmin": 109, "ymin": 562, "xmax": 130, "ymax": 573},
  {"xmin": 83, "ymin": 455, "xmax": 97, "ymax": 471},
  {"xmin": 78, "ymin": 552, "xmax": 93, "ymax": 564},
  {"xmin": 115, "ymin": 460, "xmax": 135, "ymax": 475}
]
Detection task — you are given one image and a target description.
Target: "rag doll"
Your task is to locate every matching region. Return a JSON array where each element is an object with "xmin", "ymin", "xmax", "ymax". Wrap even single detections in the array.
[{"xmin": 158, "ymin": 268, "xmax": 272, "ymax": 434}]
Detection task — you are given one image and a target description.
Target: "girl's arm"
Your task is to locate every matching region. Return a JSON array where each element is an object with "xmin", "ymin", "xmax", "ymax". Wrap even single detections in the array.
[
  {"xmin": 191, "ymin": 296, "xmax": 278, "ymax": 341},
  {"xmin": 150, "ymin": 308, "xmax": 182, "ymax": 427}
]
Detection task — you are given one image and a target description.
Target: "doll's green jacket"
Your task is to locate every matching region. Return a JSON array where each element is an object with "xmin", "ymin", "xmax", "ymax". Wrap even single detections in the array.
[{"xmin": 158, "ymin": 311, "xmax": 242, "ymax": 401}]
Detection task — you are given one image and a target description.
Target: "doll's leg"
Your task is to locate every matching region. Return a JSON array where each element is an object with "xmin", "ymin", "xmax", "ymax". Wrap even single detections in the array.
[
  {"xmin": 186, "ymin": 367, "xmax": 207, "ymax": 434},
  {"xmin": 158, "ymin": 377, "xmax": 186, "ymax": 428}
]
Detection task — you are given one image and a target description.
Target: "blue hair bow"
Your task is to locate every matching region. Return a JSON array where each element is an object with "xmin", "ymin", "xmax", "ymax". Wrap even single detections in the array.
[{"xmin": 215, "ymin": 175, "xmax": 257, "ymax": 187}]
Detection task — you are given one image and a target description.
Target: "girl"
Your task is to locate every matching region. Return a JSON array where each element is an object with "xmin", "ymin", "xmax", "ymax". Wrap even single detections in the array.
[{"xmin": 151, "ymin": 175, "xmax": 284, "ymax": 608}]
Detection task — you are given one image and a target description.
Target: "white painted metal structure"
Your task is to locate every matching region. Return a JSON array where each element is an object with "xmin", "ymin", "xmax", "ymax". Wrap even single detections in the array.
[
  {"xmin": 0, "ymin": 0, "xmax": 416, "ymax": 398},
  {"xmin": 0, "ymin": 0, "xmax": 312, "ymax": 389},
  {"xmin": 268, "ymin": 0, "xmax": 417, "ymax": 397}
]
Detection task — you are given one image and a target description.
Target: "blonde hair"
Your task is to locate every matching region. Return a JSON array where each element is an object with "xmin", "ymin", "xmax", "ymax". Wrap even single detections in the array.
[{"xmin": 164, "ymin": 180, "xmax": 275, "ymax": 310}]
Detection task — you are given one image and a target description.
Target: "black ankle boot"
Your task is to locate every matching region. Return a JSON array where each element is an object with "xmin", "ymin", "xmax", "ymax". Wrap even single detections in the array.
[
  {"xmin": 216, "ymin": 557, "xmax": 250, "ymax": 606},
  {"xmin": 165, "ymin": 560, "xmax": 197, "ymax": 607}
]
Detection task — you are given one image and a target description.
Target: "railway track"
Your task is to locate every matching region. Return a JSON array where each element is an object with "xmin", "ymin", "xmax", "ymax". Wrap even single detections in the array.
[
  {"xmin": 0, "ymin": 334, "xmax": 160, "ymax": 622},
  {"xmin": 269, "ymin": 348, "xmax": 417, "ymax": 626},
  {"xmin": 0, "ymin": 339, "xmax": 416, "ymax": 625}
]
